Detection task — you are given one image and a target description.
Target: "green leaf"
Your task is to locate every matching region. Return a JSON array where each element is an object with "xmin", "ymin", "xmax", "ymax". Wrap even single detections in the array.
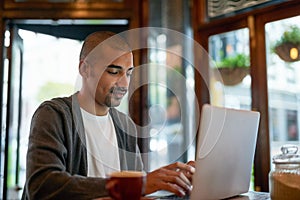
[
  {"xmin": 216, "ymin": 53, "xmax": 250, "ymax": 69},
  {"xmin": 275, "ymin": 25, "xmax": 300, "ymax": 47}
]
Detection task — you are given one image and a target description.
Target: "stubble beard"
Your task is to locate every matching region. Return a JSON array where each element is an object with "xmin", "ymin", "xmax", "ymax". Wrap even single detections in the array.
[
  {"xmin": 105, "ymin": 87, "xmax": 127, "ymax": 107},
  {"xmin": 105, "ymin": 95, "xmax": 122, "ymax": 107}
]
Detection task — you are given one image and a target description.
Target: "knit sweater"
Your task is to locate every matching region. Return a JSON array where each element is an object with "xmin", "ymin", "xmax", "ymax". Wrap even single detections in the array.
[{"xmin": 22, "ymin": 93, "xmax": 143, "ymax": 200}]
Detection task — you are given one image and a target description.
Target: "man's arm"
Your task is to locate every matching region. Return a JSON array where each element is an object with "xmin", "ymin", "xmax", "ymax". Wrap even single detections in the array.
[
  {"xmin": 145, "ymin": 161, "xmax": 195, "ymax": 197},
  {"xmin": 23, "ymin": 102, "xmax": 107, "ymax": 200}
]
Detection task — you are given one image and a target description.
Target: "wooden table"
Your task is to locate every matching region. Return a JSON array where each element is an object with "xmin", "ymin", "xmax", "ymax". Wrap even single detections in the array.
[
  {"xmin": 151, "ymin": 191, "xmax": 270, "ymax": 200},
  {"xmin": 97, "ymin": 191, "xmax": 270, "ymax": 200},
  {"xmin": 225, "ymin": 191, "xmax": 270, "ymax": 200}
]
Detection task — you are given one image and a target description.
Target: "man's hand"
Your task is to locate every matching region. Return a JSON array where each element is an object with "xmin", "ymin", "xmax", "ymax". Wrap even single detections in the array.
[{"xmin": 144, "ymin": 161, "xmax": 195, "ymax": 197}]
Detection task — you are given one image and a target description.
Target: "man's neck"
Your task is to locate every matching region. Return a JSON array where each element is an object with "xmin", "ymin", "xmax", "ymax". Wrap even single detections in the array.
[{"xmin": 76, "ymin": 92, "xmax": 109, "ymax": 116}]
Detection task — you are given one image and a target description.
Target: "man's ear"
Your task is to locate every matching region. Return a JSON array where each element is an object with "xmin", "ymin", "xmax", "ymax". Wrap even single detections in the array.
[{"xmin": 79, "ymin": 60, "xmax": 89, "ymax": 78}]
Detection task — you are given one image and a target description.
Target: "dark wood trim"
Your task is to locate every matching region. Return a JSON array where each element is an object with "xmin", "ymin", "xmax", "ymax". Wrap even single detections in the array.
[
  {"xmin": 3, "ymin": 9, "xmax": 133, "ymax": 19},
  {"xmin": 249, "ymin": 14, "xmax": 270, "ymax": 192},
  {"xmin": 3, "ymin": 24, "xmax": 14, "ymax": 200},
  {"xmin": 4, "ymin": 0, "xmax": 125, "ymax": 10},
  {"xmin": 192, "ymin": 0, "xmax": 206, "ymax": 25},
  {"xmin": 255, "ymin": 1, "xmax": 300, "ymax": 23},
  {"xmin": 127, "ymin": 0, "xmax": 150, "ymax": 169},
  {"xmin": 194, "ymin": 31, "xmax": 210, "ymax": 107},
  {"xmin": 199, "ymin": 18, "xmax": 248, "ymax": 37},
  {"xmin": 193, "ymin": 0, "xmax": 208, "ymax": 156},
  {"xmin": 127, "ymin": 0, "xmax": 148, "ymax": 126},
  {"xmin": 0, "ymin": 16, "xmax": 5, "ymax": 200},
  {"xmin": 199, "ymin": 0, "xmax": 300, "ymax": 26},
  {"xmin": 192, "ymin": 16, "xmax": 211, "ymax": 151}
]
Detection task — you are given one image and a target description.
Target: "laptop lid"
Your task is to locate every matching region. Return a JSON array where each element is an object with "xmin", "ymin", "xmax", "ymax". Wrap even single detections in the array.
[{"xmin": 190, "ymin": 104, "xmax": 260, "ymax": 200}]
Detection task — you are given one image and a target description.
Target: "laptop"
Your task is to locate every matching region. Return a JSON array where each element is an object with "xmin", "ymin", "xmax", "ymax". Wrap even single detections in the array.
[
  {"xmin": 149, "ymin": 104, "xmax": 260, "ymax": 200},
  {"xmin": 190, "ymin": 104, "xmax": 260, "ymax": 199}
]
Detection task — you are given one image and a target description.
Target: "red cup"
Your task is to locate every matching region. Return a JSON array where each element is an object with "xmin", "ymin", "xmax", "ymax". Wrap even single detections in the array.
[{"xmin": 106, "ymin": 171, "xmax": 146, "ymax": 200}]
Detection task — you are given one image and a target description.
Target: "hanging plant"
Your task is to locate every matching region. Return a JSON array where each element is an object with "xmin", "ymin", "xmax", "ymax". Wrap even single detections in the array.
[
  {"xmin": 273, "ymin": 25, "xmax": 300, "ymax": 62},
  {"xmin": 213, "ymin": 53, "xmax": 250, "ymax": 86}
]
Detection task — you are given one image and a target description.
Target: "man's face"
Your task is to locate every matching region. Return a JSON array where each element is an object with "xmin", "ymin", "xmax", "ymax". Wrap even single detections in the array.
[{"xmin": 87, "ymin": 51, "xmax": 134, "ymax": 108}]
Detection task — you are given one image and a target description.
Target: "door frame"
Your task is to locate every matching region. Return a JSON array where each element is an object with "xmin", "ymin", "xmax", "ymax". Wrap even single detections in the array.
[
  {"xmin": 3, "ymin": 25, "xmax": 23, "ymax": 200},
  {"xmin": 0, "ymin": 1, "xmax": 148, "ymax": 199}
]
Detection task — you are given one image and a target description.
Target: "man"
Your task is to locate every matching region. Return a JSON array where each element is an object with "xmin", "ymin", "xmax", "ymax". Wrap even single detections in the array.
[{"xmin": 22, "ymin": 31, "xmax": 195, "ymax": 199}]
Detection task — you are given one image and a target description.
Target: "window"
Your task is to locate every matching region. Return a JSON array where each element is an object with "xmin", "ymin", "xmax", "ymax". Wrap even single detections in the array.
[
  {"xmin": 265, "ymin": 15, "xmax": 300, "ymax": 169},
  {"xmin": 209, "ymin": 28, "xmax": 251, "ymax": 110},
  {"xmin": 209, "ymin": 28, "xmax": 254, "ymax": 189},
  {"xmin": 146, "ymin": 32, "xmax": 196, "ymax": 171},
  {"xmin": 1, "ymin": 29, "xmax": 82, "ymax": 199},
  {"xmin": 147, "ymin": 0, "xmax": 196, "ymax": 171}
]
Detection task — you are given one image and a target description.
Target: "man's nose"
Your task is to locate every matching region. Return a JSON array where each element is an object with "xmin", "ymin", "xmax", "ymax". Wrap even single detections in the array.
[{"xmin": 117, "ymin": 73, "xmax": 130, "ymax": 87}]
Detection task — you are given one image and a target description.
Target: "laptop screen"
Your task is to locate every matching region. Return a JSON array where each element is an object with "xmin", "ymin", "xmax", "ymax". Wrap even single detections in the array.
[{"xmin": 190, "ymin": 104, "xmax": 260, "ymax": 200}]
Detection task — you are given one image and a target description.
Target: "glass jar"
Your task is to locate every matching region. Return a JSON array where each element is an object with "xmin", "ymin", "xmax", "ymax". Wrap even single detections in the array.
[{"xmin": 269, "ymin": 145, "xmax": 300, "ymax": 200}]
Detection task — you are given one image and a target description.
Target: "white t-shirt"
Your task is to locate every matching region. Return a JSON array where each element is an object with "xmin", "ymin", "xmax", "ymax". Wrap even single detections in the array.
[{"xmin": 81, "ymin": 108, "xmax": 120, "ymax": 178}]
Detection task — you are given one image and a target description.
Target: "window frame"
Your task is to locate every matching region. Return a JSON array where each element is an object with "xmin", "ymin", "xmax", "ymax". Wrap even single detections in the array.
[{"xmin": 193, "ymin": 0, "xmax": 300, "ymax": 192}]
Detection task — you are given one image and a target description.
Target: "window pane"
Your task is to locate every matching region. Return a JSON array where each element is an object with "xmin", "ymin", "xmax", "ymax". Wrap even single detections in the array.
[
  {"xmin": 147, "ymin": 34, "xmax": 196, "ymax": 171},
  {"xmin": 209, "ymin": 28, "xmax": 253, "ymax": 189},
  {"xmin": 16, "ymin": 30, "xmax": 81, "ymax": 198},
  {"xmin": 209, "ymin": 28, "xmax": 251, "ymax": 110},
  {"xmin": 147, "ymin": 0, "xmax": 195, "ymax": 171},
  {"xmin": 265, "ymin": 15, "xmax": 300, "ymax": 169}
]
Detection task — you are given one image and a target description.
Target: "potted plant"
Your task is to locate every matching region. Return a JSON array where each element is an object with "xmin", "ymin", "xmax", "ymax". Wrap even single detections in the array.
[
  {"xmin": 213, "ymin": 53, "xmax": 250, "ymax": 86},
  {"xmin": 273, "ymin": 25, "xmax": 300, "ymax": 62}
]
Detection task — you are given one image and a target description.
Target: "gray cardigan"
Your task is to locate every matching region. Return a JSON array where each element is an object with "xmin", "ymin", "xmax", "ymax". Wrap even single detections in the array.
[{"xmin": 22, "ymin": 93, "xmax": 143, "ymax": 200}]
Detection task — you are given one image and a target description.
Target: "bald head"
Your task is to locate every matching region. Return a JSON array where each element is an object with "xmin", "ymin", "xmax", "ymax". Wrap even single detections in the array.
[
  {"xmin": 77, "ymin": 31, "xmax": 134, "ymax": 115},
  {"xmin": 79, "ymin": 31, "xmax": 131, "ymax": 62}
]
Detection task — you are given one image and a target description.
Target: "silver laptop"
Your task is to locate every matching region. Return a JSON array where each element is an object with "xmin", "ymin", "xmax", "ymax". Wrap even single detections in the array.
[
  {"xmin": 147, "ymin": 104, "xmax": 260, "ymax": 200},
  {"xmin": 190, "ymin": 104, "xmax": 260, "ymax": 200}
]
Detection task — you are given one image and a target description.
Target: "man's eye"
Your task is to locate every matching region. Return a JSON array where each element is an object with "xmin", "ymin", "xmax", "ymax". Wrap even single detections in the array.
[{"xmin": 107, "ymin": 70, "xmax": 118, "ymax": 75}]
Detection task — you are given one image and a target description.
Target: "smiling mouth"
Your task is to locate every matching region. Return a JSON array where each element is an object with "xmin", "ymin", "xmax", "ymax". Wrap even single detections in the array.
[{"xmin": 110, "ymin": 88, "xmax": 127, "ymax": 99}]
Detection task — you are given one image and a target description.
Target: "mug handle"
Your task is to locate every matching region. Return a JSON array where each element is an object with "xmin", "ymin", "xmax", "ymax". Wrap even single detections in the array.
[{"xmin": 106, "ymin": 178, "xmax": 122, "ymax": 200}]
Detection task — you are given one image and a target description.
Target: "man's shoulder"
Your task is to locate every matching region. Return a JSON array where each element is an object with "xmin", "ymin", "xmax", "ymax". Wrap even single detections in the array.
[{"xmin": 37, "ymin": 93, "xmax": 78, "ymax": 113}]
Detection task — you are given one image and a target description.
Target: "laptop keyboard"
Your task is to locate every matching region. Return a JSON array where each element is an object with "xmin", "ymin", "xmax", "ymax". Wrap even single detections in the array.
[
  {"xmin": 156, "ymin": 194, "xmax": 190, "ymax": 200},
  {"xmin": 151, "ymin": 191, "xmax": 270, "ymax": 200}
]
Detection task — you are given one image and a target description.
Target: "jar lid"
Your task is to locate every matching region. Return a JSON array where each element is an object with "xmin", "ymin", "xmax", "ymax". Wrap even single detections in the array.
[{"xmin": 273, "ymin": 144, "xmax": 300, "ymax": 164}]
